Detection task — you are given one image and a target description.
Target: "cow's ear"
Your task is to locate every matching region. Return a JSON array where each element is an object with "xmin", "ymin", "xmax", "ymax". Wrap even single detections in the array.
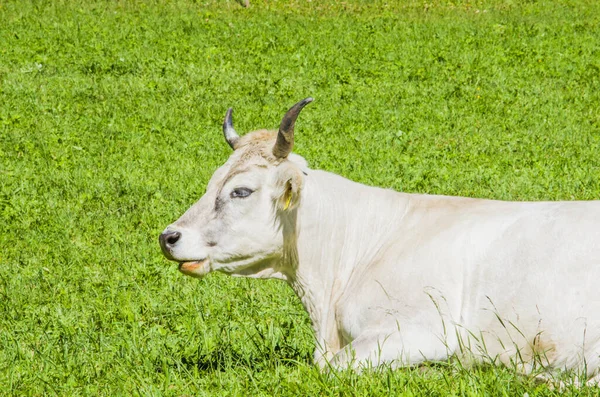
[{"xmin": 274, "ymin": 163, "xmax": 304, "ymax": 211}]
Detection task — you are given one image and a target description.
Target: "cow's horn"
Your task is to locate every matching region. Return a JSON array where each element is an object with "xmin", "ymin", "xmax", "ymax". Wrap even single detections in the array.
[
  {"xmin": 223, "ymin": 108, "xmax": 240, "ymax": 150},
  {"xmin": 273, "ymin": 97, "xmax": 313, "ymax": 158}
]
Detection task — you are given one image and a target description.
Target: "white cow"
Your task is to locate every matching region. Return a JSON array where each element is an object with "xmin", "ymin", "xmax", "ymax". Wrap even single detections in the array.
[{"xmin": 160, "ymin": 98, "xmax": 600, "ymax": 384}]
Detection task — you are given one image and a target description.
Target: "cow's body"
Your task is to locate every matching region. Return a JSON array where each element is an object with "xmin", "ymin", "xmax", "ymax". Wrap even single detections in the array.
[
  {"xmin": 292, "ymin": 168, "xmax": 600, "ymax": 378},
  {"xmin": 159, "ymin": 99, "xmax": 600, "ymax": 383}
]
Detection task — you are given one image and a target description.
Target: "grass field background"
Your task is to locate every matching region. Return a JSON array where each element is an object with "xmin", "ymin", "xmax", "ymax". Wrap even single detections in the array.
[{"xmin": 1, "ymin": 0, "xmax": 600, "ymax": 395}]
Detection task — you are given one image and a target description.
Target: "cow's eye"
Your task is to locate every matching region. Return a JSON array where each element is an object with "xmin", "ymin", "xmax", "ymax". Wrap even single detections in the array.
[{"xmin": 230, "ymin": 187, "xmax": 253, "ymax": 199}]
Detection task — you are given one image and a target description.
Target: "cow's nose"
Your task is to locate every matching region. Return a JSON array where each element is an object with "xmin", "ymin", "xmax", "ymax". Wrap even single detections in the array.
[{"xmin": 159, "ymin": 230, "xmax": 181, "ymax": 253}]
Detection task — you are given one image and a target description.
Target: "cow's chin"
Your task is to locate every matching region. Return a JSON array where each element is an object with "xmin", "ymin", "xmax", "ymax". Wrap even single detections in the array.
[{"xmin": 178, "ymin": 259, "xmax": 211, "ymax": 278}]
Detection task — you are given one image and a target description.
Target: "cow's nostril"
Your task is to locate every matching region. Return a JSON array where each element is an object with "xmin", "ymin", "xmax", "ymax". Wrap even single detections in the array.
[{"xmin": 166, "ymin": 231, "xmax": 181, "ymax": 246}]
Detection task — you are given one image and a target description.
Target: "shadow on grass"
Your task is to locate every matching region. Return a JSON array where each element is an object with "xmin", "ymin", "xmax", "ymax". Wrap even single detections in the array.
[{"xmin": 158, "ymin": 326, "xmax": 313, "ymax": 374}]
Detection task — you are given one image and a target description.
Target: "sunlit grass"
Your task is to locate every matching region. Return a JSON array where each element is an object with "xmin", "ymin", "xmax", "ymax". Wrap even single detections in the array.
[{"xmin": 1, "ymin": 0, "xmax": 599, "ymax": 394}]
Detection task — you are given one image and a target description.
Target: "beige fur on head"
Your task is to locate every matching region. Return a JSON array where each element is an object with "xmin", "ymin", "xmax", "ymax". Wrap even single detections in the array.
[{"xmin": 228, "ymin": 129, "xmax": 280, "ymax": 165}]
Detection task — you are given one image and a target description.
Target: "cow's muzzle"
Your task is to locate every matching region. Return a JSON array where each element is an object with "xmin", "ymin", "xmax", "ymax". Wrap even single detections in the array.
[{"xmin": 159, "ymin": 230, "xmax": 181, "ymax": 260}]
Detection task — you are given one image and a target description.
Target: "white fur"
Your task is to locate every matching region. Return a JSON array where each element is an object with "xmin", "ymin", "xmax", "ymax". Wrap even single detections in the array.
[{"xmin": 162, "ymin": 149, "xmax": 600, "ymax": 381}]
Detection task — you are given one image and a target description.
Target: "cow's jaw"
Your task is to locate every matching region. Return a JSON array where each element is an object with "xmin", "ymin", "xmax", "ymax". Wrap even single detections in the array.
[{"xmin": 178, "ymin": 259, "xmax": 211, "ymax": 278}]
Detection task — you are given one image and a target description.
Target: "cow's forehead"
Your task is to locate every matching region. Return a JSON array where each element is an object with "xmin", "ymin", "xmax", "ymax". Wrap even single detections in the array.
[{"xmin": 213, "ymin": 129, "xmax": 281, "ymax": 186}]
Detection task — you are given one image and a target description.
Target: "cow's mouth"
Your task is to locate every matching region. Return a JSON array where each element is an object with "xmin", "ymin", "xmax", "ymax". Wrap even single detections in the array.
[{"xmin": 178, "ymin": 259, "xmax": 210, "ymax": 278}]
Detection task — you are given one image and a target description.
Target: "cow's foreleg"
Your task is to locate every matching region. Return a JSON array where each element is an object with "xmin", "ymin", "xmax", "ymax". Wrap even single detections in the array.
[
  {"xmin": 330, "ymin": 326, "xmax": 453, "ymax": 370},
  {"xmin": 586, "ymin": 372, "xmax": 600, "ymax": 387}
]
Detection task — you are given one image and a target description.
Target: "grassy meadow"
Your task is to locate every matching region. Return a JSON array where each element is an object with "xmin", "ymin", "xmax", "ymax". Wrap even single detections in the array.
[{"xmin": 1, "ymin": 0, "xmax": 600, "ymax": 394}]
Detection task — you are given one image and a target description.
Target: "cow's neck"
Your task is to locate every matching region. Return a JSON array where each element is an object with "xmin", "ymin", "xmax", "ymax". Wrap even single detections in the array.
[{"xmin": 281, "ymin": 169, "xmax": 411, "ymax": 358}]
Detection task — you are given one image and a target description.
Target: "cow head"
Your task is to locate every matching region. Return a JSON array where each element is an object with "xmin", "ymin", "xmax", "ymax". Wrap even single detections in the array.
[{"xmin": 159, "ymin": 98, "xmax": 313, "ymax": 279}]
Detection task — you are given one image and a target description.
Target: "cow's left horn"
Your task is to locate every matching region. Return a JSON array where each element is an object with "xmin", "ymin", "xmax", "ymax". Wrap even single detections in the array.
[
  {"xmin": 223, "ymin": 108, "xmax": 240, "ymax": 150},
  {"xmin": 273, "ymin": 97, "xmax": 313, "ymax": 158}
]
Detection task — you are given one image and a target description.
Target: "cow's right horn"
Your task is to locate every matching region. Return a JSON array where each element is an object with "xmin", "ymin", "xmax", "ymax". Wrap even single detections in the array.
[
  {"xmin": 273, "ymin": 97, "xmax": 313, "ymax": 158},
  {"xmin": 223, "ymin": 108, "xmax": 240, "ymax": 150}
]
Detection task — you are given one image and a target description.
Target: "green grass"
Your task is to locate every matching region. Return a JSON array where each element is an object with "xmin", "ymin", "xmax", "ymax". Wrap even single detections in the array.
[{"xmin": 1, "ymin": 0, "xmax": 600, "ymax": 394}]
